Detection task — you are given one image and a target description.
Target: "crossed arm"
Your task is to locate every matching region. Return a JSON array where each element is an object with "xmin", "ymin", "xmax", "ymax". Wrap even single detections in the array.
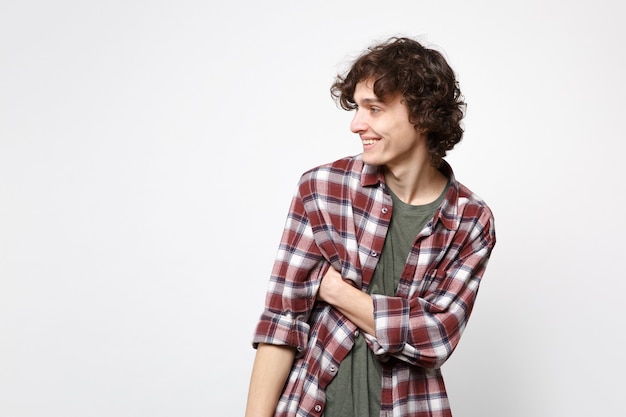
[
  {"xmin": 244, "ymin": 267, "xmax": 369, "ymax": 417},
  {"xmin": 244, "ymin": 343, "xmax": 296, "ymax": 417},
  {"xmin": 316, "ymin": 267, "xmax": 375, "ymax": 334}
]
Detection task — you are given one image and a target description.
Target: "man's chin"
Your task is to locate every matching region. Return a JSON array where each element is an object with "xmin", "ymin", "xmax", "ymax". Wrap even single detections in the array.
[{"xmin": 362, "ymin": 154, "xmax": 384, "ymax": 167}]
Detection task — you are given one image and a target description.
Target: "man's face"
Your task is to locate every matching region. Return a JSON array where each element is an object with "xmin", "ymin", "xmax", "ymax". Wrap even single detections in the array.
[{"xmin": 350, "ymin": 79, "xmax": 424, "ymax": 170}]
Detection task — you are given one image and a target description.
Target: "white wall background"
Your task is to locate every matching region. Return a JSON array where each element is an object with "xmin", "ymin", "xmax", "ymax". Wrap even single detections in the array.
[{"xmin": 2, "ymin": 1, "xmax": 624, "ymax": 416}]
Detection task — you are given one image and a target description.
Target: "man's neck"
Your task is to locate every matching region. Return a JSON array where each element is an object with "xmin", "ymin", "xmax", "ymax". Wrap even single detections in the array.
[{"xmin": 383, "ymin": 160, "xmax": 448, "ymax": 206}]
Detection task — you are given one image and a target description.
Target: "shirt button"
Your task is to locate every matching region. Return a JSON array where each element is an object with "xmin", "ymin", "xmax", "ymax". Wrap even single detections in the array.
[
  {"xmin": 354, "ymin": 330, "xmax": 360, "ymax": 337},
  {"xmin": 381, "ymin": 207, "xmax": 388, "ymax": 214},
  {"xmin": 370, "ymin": 251, "xmax": 378, "ymax": 257},
  {"xmin": 314, "ymin": 404, "xmax": 322, "ymax": 412},
  {"xmin": 329, "ymin": 365, "xmax": 337, "ymax": 373}
]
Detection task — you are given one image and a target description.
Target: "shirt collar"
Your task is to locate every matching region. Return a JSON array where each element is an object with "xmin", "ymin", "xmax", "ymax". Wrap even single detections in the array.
[
  {"xmin": 359, "ymin": 155, "xmax": 460, "ymax": 231},
  {"xmin": 434, "ymin": 160, "xmax": 460, "ymax": 231},
  {"xmin": 360, "ymin": 157, "xmax": 384, "ymax": 187}
]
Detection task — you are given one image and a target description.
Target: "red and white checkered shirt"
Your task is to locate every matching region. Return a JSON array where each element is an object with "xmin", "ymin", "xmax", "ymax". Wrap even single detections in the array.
[{"xmin": 252, "ymin": 155, "xmax": 496, "ymax": 417}]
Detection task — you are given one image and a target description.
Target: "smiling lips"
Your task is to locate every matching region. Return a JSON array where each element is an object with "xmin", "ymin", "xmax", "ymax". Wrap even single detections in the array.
[{"xmin": 362, "ymin": 138, "xmax": 379, "ymax": 145}]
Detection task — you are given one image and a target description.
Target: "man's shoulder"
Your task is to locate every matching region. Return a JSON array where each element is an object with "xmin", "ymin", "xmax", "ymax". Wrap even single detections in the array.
[
  {"xmin": 440, "ymin": 161, "xmax": 493, "ymax": 218},
  {"xmin": 456, "ymin": 181, "xmax": 488, "ymax": 206},
  {"xmin": 452, "ymin": 179, "xmax": 495, "ymax": 225},
  {"xmin": 293, "ymin": 155, "xmax": 373, "ymax": 203}
]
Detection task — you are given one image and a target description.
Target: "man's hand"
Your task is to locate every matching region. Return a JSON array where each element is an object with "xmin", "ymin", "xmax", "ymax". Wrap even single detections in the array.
[
  {"xmin": 317, "ymin": 266, "xmax": 376, "ymax": 335},
  {"xmin": 318, "ymin": 266, "xmax": 349, "ymax": 304}
]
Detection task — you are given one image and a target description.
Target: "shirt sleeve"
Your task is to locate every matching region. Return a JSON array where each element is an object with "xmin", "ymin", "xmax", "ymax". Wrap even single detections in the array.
[
  {"xmin": 252, "ymin": 184, "xmax": 327, "ymax": 357},
  {"xmin": 368, "ymin": 208, "xmax": 496, "ymax": 369}
]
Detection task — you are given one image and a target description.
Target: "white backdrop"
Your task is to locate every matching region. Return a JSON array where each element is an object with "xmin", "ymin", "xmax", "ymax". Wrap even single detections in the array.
[{"xmin": 2, "ymin": 1, "xmax": 625, "ymax": 416}]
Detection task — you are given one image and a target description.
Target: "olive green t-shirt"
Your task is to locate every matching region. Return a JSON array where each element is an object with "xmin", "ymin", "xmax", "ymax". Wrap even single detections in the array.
[{"xmin": 323, "ymin": 184, "xmax": 447, "ymax": 417}]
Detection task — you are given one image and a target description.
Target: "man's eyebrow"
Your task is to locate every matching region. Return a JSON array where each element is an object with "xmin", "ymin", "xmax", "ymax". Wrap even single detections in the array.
[{"xmin": 356, "ymin": 97, "xmax": 385, "ymax": 105}]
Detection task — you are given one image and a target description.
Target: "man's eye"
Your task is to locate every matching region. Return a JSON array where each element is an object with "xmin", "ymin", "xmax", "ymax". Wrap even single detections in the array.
[{"xmin": 371, "ymin": 107, "xmax": 380, "ymax": 113}]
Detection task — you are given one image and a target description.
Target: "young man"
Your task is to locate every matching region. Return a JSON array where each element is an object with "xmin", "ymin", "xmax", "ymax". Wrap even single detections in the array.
[{"xmin": 245, "ymin": 37, "xmax": 496, "ymax": 417}]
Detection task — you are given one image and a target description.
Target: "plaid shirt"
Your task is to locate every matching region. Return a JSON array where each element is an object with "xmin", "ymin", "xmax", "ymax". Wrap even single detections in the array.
[{"xmin": 252, "ymin": 155, "xmax": 496, "ymax": 417}]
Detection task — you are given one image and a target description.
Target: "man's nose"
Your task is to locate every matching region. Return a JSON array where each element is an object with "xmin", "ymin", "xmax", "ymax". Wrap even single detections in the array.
[{"xmin": 350, "ymin": 110, "xmax": 367, "ymax": 133}]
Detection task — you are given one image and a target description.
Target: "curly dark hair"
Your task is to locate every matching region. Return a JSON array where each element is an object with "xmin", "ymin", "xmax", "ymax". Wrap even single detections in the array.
[{"xmin": 331, "ymin": 37, "xmax": 466, "ymax": 167}]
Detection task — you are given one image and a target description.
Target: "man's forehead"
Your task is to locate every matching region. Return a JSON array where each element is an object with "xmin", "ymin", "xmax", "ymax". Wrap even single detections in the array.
[
  {"xmin": 354, "ymin": 80, "xmax": 380, "ymax": 100},
  {"xmin": 354, "ymin": 80, "xmax": 400, "ymax": 104}
]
